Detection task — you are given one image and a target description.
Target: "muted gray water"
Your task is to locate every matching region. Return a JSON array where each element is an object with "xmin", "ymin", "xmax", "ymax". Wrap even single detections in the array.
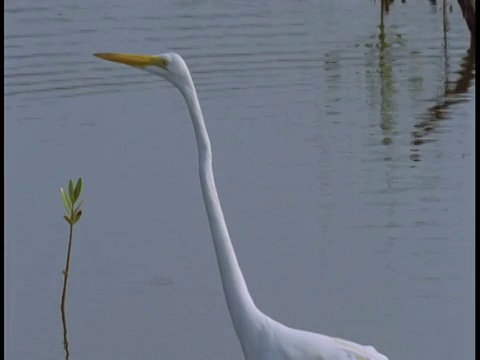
[{"xmin": 5, "ymin": 1, "xmax": 475, "ymax": 359}]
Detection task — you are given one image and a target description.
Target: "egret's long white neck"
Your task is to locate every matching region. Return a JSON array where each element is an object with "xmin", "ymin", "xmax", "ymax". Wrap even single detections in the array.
[{"xmin": 178, "ymin": 78, "xmax": 264, "ymax": 350}]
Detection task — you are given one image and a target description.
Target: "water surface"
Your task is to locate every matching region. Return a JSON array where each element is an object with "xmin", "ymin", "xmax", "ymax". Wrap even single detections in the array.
[{"xmin": 5, "ymin": 1, "xmax": 475, "ymax": 359}]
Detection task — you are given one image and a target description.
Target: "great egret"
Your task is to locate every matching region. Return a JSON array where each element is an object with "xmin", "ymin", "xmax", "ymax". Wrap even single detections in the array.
[{"xmin": 94, "ymin": 52, "xmax": 388, "ymax": 360}]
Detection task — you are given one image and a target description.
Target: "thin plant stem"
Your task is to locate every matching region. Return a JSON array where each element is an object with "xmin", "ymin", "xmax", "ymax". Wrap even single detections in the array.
[
  {"xmin": 60, "ymin": 222, "xmax": 74, "ymax": 360},
  {"xmin": 61, "ymin": 307, "xmax": 70, "ymax": 360},
  {"xmin": 61, "ymin": 223, "xmax": 74, "ymax": 312},
  {"xmin": 59, "ymin": 178, "xmax": 83, "ymax": 360}
]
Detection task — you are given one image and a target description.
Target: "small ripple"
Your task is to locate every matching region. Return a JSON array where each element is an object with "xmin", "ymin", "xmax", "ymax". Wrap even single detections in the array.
[{"xmin": 4, "ymin": 6, "xmax": 50, "ymax": 14}]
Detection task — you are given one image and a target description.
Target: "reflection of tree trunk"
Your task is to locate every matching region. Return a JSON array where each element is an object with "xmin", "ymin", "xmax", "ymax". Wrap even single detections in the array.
[
  {"xmin": 410, "ymin": 49, "xmax": 475, "ymax": 158},
  {"xmin": 382, "ymin": 0, "xmax": 396, "ymax": 14},
  {"xmin": 457, "ymin": 0, "xmax": 475, "ymax": 48}
]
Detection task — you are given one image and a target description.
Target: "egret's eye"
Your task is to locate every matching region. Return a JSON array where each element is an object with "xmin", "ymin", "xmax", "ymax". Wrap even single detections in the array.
[{"xmin": 155, "ymin": 57, "xmax": 168, "ymax": 68}]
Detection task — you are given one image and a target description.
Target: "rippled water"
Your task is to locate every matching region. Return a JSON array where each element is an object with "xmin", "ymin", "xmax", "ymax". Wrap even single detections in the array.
[{"xmin": 5, "ymin": 1, "xmax": 475, "ymax": 359}]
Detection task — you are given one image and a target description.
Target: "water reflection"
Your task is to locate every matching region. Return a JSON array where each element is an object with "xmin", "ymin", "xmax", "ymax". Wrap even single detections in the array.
[
  {"xmin": 378, "ymin": 3, "xmax": 398, "ymax": 149},
  {"xmin": 365, "ymin": 1, "xmax": 404, "ymax": 152},
  {"xmin": 4, "ymin": 1, "xmax": 474, "ymax": 359},
  {"xmin": 367, "ymin": 0, "xmax": 475, "ymax": 162},
  {"xmin": 411, "ymin": 45, "xmax": 475, "ymax": 161}
]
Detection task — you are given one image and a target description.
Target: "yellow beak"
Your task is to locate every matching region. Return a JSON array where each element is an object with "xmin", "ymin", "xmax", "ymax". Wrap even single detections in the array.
[{"xmin": 94, "ymin": 53, "xmax": 168, "ymax": 68}]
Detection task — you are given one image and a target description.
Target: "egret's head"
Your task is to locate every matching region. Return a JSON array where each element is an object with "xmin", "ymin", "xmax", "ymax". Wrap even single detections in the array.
[{"xmin": 94, "ymin": 52, "xmax": 192, "ymax": 89}]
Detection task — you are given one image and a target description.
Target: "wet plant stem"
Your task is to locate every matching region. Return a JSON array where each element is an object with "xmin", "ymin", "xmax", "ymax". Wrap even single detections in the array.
[
  {"xmin": 60, "ymin": 222, "xmax": 74, "ymax": 360},
  {"xmin": 61, "ymin": 222, "xmax": 74, "ymax": 313}
]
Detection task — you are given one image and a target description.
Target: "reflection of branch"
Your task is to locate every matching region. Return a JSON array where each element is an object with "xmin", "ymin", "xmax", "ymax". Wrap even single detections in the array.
[
  {"xmin": 410, "ymin": 49, "xmax": 475, "ymax": 157},
  {"xmin": 443, "ymin": 0, "xmax": 450, "ymax": 40},
  {"xmin": 457, "ymin": 0, "xmax": 476, "ymax": 48},
  {"xmin": 378, "ymin": 0, "xmax": 397, "ymax": 145}
]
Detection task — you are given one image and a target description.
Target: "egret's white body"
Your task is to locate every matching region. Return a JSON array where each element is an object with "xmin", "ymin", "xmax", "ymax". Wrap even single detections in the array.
[{"xmin": 94, "ymin": 52, "xmax": 388, "ymax": 360}]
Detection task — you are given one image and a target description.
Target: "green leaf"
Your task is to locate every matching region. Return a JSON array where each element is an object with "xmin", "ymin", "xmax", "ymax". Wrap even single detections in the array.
[
  {"xmin": 60, "ymin": 188, "xmax": 72, "ymax": 213},
  {"xmin": 68, "ymin": 180, "xmax": 74, "ymax": 202},
  {"xmin": 74, "ymin": 199, "xmax": 84, "ymax": 214},
  {"xmin": 63, "ymin": 215, "xmax": 73, "ymax": 225},
  {"xmin": 74, "ymin": 178, "xmax": 83, "ymax": 202},
  {"xmin": 73, "ymin": 210, "xmax": 82, "ymax": 224}
]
